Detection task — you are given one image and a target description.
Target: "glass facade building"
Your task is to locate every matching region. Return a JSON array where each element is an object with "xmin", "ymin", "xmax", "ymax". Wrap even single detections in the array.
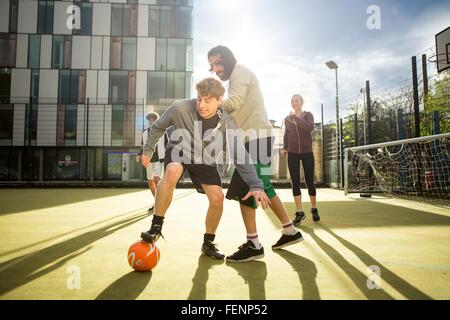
[{"xmin": 0, "ymin": 0, "xmax": 193, "ymax": 182}]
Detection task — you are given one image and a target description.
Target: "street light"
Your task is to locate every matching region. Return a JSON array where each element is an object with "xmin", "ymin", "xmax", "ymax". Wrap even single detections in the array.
[
  {"xmin": 360, "ymin": 88, "xmax": 367, "ymax": 145},
  {"xmin": 325, "ymin": 60, "xmax": 342, "ymax": 188}
]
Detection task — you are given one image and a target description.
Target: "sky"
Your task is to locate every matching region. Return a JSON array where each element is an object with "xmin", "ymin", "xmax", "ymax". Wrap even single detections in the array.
[{"xmin": 192, "ymin": 0, "xmax": 450, "ymax": 125}]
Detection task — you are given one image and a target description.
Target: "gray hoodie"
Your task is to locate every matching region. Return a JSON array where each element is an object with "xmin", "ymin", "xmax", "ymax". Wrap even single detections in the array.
[{"xmin": 143, "ymin": 99, "xmax": 264, "ymax": 191}]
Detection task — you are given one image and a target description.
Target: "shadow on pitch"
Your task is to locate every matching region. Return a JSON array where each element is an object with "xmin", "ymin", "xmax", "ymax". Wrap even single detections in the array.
[
  {"xmin": 0, "ymin": 188, "xmax": 143, "ymax": 216},
  {"xmin": 300, "ymin": 225, "xmax": 396, "ymax": 299},
  {"xmin": 0, "ymin": 212, "xmax": 148, "ymax": 296},
  {"xmin": 273, "ymin": 249, "xmax": 320, "ymax": 300},
  {"xmin": 292, "ymin": 201, "xmax": 450, "ymax": 229},
  {"xmin": 318, "ymin": 225, "xmax": 433, "ymax": 300},
  {"xmin": 226, "ymin": 260, "xmax": 267, "ymax": 300},
  {"xmin": 187, "ymin": 254, "xmax": 224, "ymax": 300},
  {"xmin": 96, "ymin": 271, "xmax": 153, "ymax": 300}
]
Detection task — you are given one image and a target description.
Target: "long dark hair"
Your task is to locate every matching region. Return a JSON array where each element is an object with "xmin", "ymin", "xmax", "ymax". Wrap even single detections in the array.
[{"xmin": 207, "ymin": 45, "xmax": 237, "ymax": 80}]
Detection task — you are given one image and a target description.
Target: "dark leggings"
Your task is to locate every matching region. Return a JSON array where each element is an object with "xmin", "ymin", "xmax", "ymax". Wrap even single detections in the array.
[{"xmin": 287, "ymin": 152, "xmax": 316, "ymax": 196}]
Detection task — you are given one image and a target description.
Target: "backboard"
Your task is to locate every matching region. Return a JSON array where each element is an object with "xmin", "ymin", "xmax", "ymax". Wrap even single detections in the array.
[{"xmin": 435, "ymin": 26, "xmax": 450, "ymax": 73}]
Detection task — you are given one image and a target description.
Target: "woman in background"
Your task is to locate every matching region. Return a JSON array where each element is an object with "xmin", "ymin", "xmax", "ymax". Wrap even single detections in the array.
[{"xmin": 282, "ymin": 94, "xmax": 320, "ymax": 225}]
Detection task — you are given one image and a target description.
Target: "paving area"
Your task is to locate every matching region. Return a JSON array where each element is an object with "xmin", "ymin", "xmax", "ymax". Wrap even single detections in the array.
[{"xmin": 0, "ymin": 188, "xmax": 449, "ymax": 300}]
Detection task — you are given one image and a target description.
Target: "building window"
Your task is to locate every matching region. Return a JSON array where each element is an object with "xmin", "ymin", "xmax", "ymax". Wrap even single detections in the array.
[
  {"xmin": 167, "ymin": 38, "xmax": 185, "ymax": 71},
  {"xmin": 25, "ymin": 104, "xmax": 38, "ymax": 146},
  {"xmin": 9, "ymin": 0, "xmax": 19, "ymax": 33},
  {"xmin": 73, "ymin": 2, "xmax": 93, "ymax": 36},
  {"xmin": 110, "ymin": 37, "xmax": 122, "ymax": 70},
  {"xmin": 0, "ymin": 149, "xmax": 19, "ymax": 181},
  {"xmin": 52, "ymin": 36, "xmax": 72, "ymax": 69},
  {"xmin": 156, "ymin": 38, "xmax": 167, "ymax": 71},
  {"xmin": 0, "ymin": 69, "xmax": 11, "ymax": 104},
  {"xmin": 111, "ymin": 105, "xmax": 124, "ymax": 146},
  {"xmin": 160, "ymin": 6, "xmax": 172, "ymax": 37},
  {"xmin": 22, "ymin": 149, "xmax": 39, "ymax": 181},
  {"xmin": 0, "ymin": 34, "xmax": 16, "ymax": 68},
  {"xmin": 149, "ymin": 7, "xmax": 160, "ymax": 37},
  {"xmin": 178, "ymin": 7, "xmax": 192, "ymax": 38},
  {"xmin": 37, "ymin": 1, "xmax": 54, "ymax": 34},
  {"xmin": 28, "ymin": 35, "xmax": 41, "ymax": 69},
  {"xmin": 59, "ymin": 70, "xmax": 86, "ymax": 104},
  {"xmin": 149, "ymin": 5, "xmax": 192, "ymax": 38},
  {"xmin": 0, "ymin": 104, "xmax": 13, "ymax": 145},
  {"xmin": 55, "ymin": 149, "xmax": 80, "ymax": 180},
  {"xmin": 157, "ymin": 0, "xmax": 177, "ymax": 6},
  {"xmin": 186, "ymin": 39, "xmax": 193, "ymax": 72},
  {"xmin": 111, "ymin": 37, "xmax": 138, "ymax": 71},
  {"xmin": 43, "ymin": 149, "xmax": 56, "ymax": 180},
  {"xmin": 122, "ymin": 38, "xmax": 137, "ymax": 70},
  {"xmin": 109, "ymin": 71, "xmax": 129, "ymax": 104},
  {"xmin": 30, "ymin": 69, "xmax": 39, "ymax": 104},
  {"xmin": 147, "ymin": 72, "xmax": 166, "ymax": 104},
  {"xmin": 156, "ymin": 0, "xmax": 193, "ymax": 5},
  {"xmin": 64, "ymin": 105, "xmax": 77, "ymax": 146},
  {"xmin": 147, "ymin": 71, "xmax": 190, "ymax": 104},
  {"xmin": 156, "ymin": 38, "xmax": 188, "ymax": 71},
  {"xmin": 166, "ymin": 71, "xmax": 185, "ymax": 100},
  {"xmin": 111, "ymin": 4, "xmax": 138, "ymax": 37}
]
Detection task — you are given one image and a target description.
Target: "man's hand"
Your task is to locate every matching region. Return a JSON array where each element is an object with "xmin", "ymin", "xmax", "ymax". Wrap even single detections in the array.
[
  {"xmin": 141, "ymin": 155, "xmax": 152, "ymax": 168},
  {"xmin": 135, "ymin": 155, "xmax": 141, "ymax": 163},
  {"xmin": 242, "ymin": 190, "xmax": 271, "ymax": 209},
  {"xmin": 280, "ymin": 149, "xmax": 288, "ymax": 156}
]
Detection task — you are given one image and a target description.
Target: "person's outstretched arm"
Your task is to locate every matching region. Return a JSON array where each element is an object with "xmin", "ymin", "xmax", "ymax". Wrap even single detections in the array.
[{"xmin": 224, "ymin": 117, "xmax": 270, "ymax": 209}]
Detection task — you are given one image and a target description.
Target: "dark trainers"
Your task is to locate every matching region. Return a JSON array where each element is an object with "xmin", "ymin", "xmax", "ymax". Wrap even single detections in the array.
[
  {"xmin": 311, "ymin": 208, "xmax": 320, "ymax": 222},
  {"xmin": 201, "ymin": 241, "xmax": 225, "ymax": 260},
  {"xmin": 293, "ymin": 211, "xmax": 306, "ymax": 226},
  {"xmin": 272, "ymin": 231, "xmax": 304, "ymax": 250},
  {"xmin": 226, "ymin": 241, "xmax": 264, "ymax": 262},
  {"xmin": 141, "ymin": 224, "xmax": 163, "ymax": 243}
]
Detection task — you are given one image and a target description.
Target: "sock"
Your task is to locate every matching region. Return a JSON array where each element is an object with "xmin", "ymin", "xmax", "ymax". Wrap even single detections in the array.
[
  {"xmin": 203, "ymin": 233, "xmax": 215, "ymax": 243},
  {"xmin": 311, "ymin": 208, "xmax": 318, "ymax": 213},
  {"xmin": 246, "ymin": 233, "xmax": 261, "ymax": 249},
  {"xmin": 282, "ymin": 222, "xmax": 298, "ymax": 235},
  {"xmin": 152, "ymin": 215, "xmax": 164, "ymax": 226}
]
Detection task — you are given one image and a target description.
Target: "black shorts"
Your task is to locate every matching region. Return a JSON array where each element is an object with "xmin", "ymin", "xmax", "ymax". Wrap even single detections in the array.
[
  {"xmin": 226, "ymin": 137, "xmax": 276, "ymax": 208},
  {"xmin": 164, "ymin": 147, "xmax": 221, "ymax": 194}
]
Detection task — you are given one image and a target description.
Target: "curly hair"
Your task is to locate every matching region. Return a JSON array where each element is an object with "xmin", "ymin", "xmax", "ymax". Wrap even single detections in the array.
[
  {"xmin": 146, "ymin": 112, "xmax": 159, "ymax": 121},
  {"xmin": 196, "ymin": 78, "xmax": 225, "ymax": 98}
]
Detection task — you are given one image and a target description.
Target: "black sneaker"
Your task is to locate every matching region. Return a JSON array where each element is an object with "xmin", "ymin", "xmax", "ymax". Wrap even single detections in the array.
[
  {"xmin": 293, "ymin": 211, "xmax": 306, "ymax": 226},
  {"xmin": 226, "ymin": 241, "xmax": 264, "ymax": 262},
  {"xmin": 201, "ymin": 241, "xmax": 225, "ymax": 260},
  {"xmin": 311, "ymin": 208, "xmax": 320, "ymax": 222},
  {"xmin": 272, "ymin": 231, "xmax": 304, "ymax": 250},
  {"xmin": 141, "ymin": 224, "xmax": 163, "ymax": 243}
]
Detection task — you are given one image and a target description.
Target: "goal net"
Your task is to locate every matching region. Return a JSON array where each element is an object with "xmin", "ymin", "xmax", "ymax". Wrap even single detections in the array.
[{"xmin": 344, "ymin": 133, "xmax": 450, "ymax": 203}]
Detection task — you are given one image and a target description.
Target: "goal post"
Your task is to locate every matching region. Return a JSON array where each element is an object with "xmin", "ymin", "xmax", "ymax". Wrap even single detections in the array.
[{"xmin": 344, "ymin": 133, "xmax": 450, "ymax": 202}]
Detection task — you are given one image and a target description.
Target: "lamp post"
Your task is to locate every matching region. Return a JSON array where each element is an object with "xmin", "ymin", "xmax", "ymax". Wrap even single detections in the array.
[
  {"xmin": 360, "ymin": 88, "xmax": 367, "ymax": 145},
  {"xmin": 325, "ymin": 60, "xmax": 342, "ymax": 188}
]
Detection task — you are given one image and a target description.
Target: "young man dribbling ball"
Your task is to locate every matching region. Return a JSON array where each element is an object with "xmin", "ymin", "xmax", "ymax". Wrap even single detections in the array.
[{"xmin": 139, "ymin": 78, "xmax": 270, "ymax": 260}]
